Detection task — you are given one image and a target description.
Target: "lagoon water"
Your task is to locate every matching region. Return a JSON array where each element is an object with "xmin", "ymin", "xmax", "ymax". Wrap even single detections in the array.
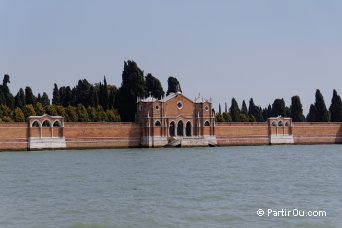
[{"xmin": 1, "ymin": 145, "xmax": 342, "ymax": 228}]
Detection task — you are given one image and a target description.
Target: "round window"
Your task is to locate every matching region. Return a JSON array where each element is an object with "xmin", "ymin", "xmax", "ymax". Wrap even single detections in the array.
[
  {"xmin": 156, "ymin": 105, "xmax": 160, "ymax": 110},
  {"xmin": 177, "ymin": 101, "xmax": 183, "ymax": 109}
]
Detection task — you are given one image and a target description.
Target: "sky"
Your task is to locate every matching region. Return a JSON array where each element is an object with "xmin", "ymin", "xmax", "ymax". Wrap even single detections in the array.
[{"xmin": 1, "ymin": 0, "xmax": 342, "ymax": 114}]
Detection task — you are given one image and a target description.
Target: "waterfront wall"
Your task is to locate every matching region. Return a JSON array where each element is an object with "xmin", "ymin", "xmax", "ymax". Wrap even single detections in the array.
[{"xmin": 1, "ymin": 121, "xmax": 342, "ymax": 151}]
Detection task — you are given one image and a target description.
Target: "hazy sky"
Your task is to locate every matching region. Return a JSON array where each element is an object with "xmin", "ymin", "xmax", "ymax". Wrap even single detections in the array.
[{"xmin": 1, "ymin": 0, "xmax": 342, "ymax": 113}]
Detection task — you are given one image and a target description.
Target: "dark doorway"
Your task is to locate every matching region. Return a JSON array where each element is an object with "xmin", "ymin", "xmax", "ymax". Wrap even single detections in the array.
[
  {"xmin": 169, "ymin": 122, "xmax": 175, "ymax": 136},
  {"xmin": 177, "ymin": 120, "xmax": 184, "ymax": 136},
  {"xmin": 186, "ymin": 122, "xmax": 191, "ymax": 136}
]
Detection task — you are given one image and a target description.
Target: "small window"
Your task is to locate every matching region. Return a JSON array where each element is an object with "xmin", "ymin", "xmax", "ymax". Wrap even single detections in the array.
[
  {"xmin": 204, "ymin": 121, "xmax": 210, "ymax": 126},
  {"xmin": 32, "ymin": 121, "xmax": 40, "ymax": 128},
  {"xmin": 139, "ymin": 105, "xmax": 143, "ymax": 111},
  {"xmin": 177, "ymin": 101, "xmax": 183, "ymax": 109},
  {"xmin": 271, "ymin": 121, "xmax": 276, "ymax": 126},
  {"xmin": 155, "ymin": 105, "xmax": 160, "ymax": 110},
  {"xmin": 285, "ymin": 121, "xmax": 290, "ymax": 126},
  {"xmin": 155, "ymin": 120, "xmax": 161, "ymax": 126},
  {"xmin": 205, "ymin": 106, "xmax": 209, "ymax": 112},
  {"xmin": 278, "ymin": 121, "xmax": 283, "ymax": 127}
]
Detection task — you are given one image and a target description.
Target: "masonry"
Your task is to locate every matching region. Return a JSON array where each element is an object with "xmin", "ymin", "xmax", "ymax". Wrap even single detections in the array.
[{"xmin": 0, "ymin": 92, "xmax": 342, "ymax": 151}]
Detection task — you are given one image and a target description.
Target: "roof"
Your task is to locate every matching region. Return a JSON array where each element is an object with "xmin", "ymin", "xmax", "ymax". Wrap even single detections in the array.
[{"xmin": 138, "ymin": 92, "xmax": 212, "ymax": 104}]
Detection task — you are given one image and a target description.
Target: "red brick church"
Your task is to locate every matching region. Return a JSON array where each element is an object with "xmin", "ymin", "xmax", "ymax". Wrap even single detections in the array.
[{"xmin": 135, "ymin": 91, "xmax": 217, "ymax": 147}]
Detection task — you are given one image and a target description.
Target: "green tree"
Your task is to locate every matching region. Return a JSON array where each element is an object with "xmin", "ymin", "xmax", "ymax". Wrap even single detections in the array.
[
  {"xmin": 108, "ymin": 86, "xmax": 118, "ymax": 109},
  {"xmin": 45, "ymin": 105, "xmax": 58, "ymax": 116},
  {"xmin": 240, "ymin": 113, "xmax": 249, "ymax": 122},
  {"xmin": 35, "ymin": 102, "xmax": 45, "ymax": 116},
  {"xmin": 248, "ymin": 98, "xmax": 264, "ymax": 122},
  {"xmin": 22, "ymin": 104, "xmax": 36, "ymax": 118},
  {"xmin": 314, "ymin": 89, "xmax": 329, "ymax": 122},
  {"xmin": 306, "ymin": 104, "xmax": 317, "ymax": 122},
  {"xmin": 222, "ymin": 112, "xmax": 232, "ymax": 122},
  {"xmin": 290, "ymin": 96, "xmax": 304, "ymax": 122},
  {"xmin": 241, "ymin": 100, "xmax": 248, "ymax": 114},
  {"xmin": 262, "ymin": 104, "xmax": 272, "ymax": 120},
  {"xmin": 76, "ymin": 79, "xmax": 92, "ymax": 106},
  {"xmin": 218, "ymin": 103, "xmax": 222, "ymax": 114},
  {"xmin": 145, "ymin": 73, "xmax": 165, "ymax": 99},
  {"xmin": 271, "ymin": 98, "xmax": 286, "ymax": 117},
  {"xmin": 65, "ymin": 106, "xmax": 78, "ymax": 122},
  {"xmin": 229, "ymin": 98, "xmax": 241, "ymax": 122},
  {"xmin": 106, "ymin": 109, "xmax": 121, "ymax": 122},
  {"xmin": 14, "ymin": 88, "xmax": 25, "ymax": 109},
  {"xmin": 166, "ymin": 76, "xmax": 182, "ymax": 95},
  {"xmin": 14, "ymin": 107, "xmax": 25, "ymax": 122},
  {"xmin": 329, "ymin": 89, "xmax": 342, "ymax": 122},
  {"xmin": 215, "ymin": 113, "xmax": 224, "ymax": 122},
  {"xmin": 87, "ymin": 106, "xmax": 97, "ymax": 122},
  {"xmin": 99, "ymin": 76, "xmax": 109, "ymax": 109},
  {"xmin": 1, "ymin": 74, "xmax": 14, "ymax": 109},
  {"xmin": 52, "ymin": 83, "xmax": 60, "ymax": 105},
  {"xmin": 76, "ymin": 104, "xmax": 89, "ymax": 122},
  {"xmin": 95, "ymin": 106, "xmax": 108, "ymax": 122},
  {"xmin": 117, "ymin": 60, "xmax": 146, "ymax": 122},
  {"xmin": 89, "ymin": 85, "xmax": 99, "ymax": 107},
  {"xmin": 41, "ymin": 92, "xmax": 50, "ymax": 106},
  {"xmin": 56, "ymin": 106, "xmax": 66, "ymax": 117},
  {"xmin": 25, "ymin": 86, "xmax": 36, "ymax": 105},
  {"xmin": 0, "ymin": 105, "xmax": 13, "ymax": 119}
]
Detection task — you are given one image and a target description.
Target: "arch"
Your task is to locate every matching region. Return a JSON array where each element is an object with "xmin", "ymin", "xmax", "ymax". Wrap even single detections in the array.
[
  {"xmin": 169, "ymin": 121, "xmax": 175, "ymax": 137},
  {"xmin": 177, "ymin": 120, "xmax": 184, "ymax": 136},
  {"xmin": 278, "ymin": 121, "xmax": 283, "ymax": 127},
  {"xmin": 186, "ymin": 121, "xmax": 192, "ymax": 136},
  {"xmin": 204, "ymin": 120, "xmax": 210, "ymax": 127},
  {"xmin": 31, "ymin": 120, "xmax": 41, "ymax": 128},
  {"xmin": 285, "ymin": 121, "xmax": 290, "ymax": 126},
  {"xmin": 42, "ymin": 120, "xmax": 52, "ymax": 127},
  {"xmin": 271, "ymin": 121, "xmax": 276, "ymax": 127},
  {"xmin": 53, "ymin": 120, "xmax": 62, "ymax": 127},
  {"xmin": 155, "ymin": 120, "xmax": 161, "ymax": 127}
]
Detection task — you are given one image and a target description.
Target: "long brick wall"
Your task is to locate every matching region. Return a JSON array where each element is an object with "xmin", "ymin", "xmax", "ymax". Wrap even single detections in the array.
[
  {"xmin": 64, "ymin": 122, "xmax": 141, "ymax": 149},
  {"xmin": 1, "ymin": 121, "xmax": 342, "ymax": 151},
  {"xmin": 215, "ymin": 122, "xmax": 269, "ymax": 145}
]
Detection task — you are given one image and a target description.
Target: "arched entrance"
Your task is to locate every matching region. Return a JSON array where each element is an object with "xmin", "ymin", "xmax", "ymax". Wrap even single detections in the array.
[
  {"xmin": 169, "ymin": 121, "xmax": 175, "ymax": 137},
  {"xmin": 186, "ymin": 121, "xmax": 191, "ymax": 136},
  {"xmin": 177, "ymin": 120, "xmax": 184, "ymax": 136}
]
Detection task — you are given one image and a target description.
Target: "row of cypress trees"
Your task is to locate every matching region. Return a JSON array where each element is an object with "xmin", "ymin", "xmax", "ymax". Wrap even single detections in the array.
[
  {"xmin": 216, "ymin": 89, "xmax": 342, "ymax": 122},
  {"xmin": 0, "ymin": 60, "xmax": 182, "ymax": 122}
]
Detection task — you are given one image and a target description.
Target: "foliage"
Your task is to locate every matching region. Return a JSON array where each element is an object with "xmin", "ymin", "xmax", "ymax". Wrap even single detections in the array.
[
  {"xmin": 166, "ymin": 76, "xmax": 182, "ymax": 95},
  {"xmin": 248, "ymin": 98, "xmax": 264, "ymax": 122},
  {"xmin": 229, "ymin": 98, "xmax": 241, "ymax": 122},
  {"xmin": 215, "ymin": 113, "xmax": 224, "ymax": 122},
  {"xmin": 314, "ymin": 89, "xmax": 329, "ymax": 122},
  {"xmin": 271, "ymin": 98, "xmax": 286, "ymax": 117},
  {"xmin": 222, "ymin": 112, "xmax": 232, "ymax": 122},
  {"xmin": 22, "ymin": 104, "xmax": 36, "ymax": 118},
  {"xmin": 329, "ymin": 89, "xmax": 342, "ymax": 122},
  {"xmin": 14, "ymin": 107, "xmax": 25, "ymax": 122},
  {"xmin": 145, "ymin": 73, "xmax": 165, "ymax": 99},
  {"xmin": 290, "ymin": 96, "xmax": 304, "ymax": 122}
]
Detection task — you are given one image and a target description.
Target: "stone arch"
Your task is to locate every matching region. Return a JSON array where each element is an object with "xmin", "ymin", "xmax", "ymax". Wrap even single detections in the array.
[
  {"xmin": 155, "ymin": 120, "xmax": 161, "ymax": 127},
  {"xmin": 31, "ymin": 120, "xmax": 41, "ymax": 128},
  {"xmin": 186, "ymin": 121, "xmax": 192, "ymax": 137},
  {"xmin": 204, "ymin": 120, "xmax": 210, "ymax": 127},
  {"xmin": 271, "ymin": 121, "xmax": 276, "ymax": 127},
  {"xmin": 177, "ymin": 120, "xmax": 184, "ymax": 136},
  {"xmin": 285, "ymin": 121, "xmax": 290, "ymax": 126},
  {"xmin": 42, "ymin": 120, "xmax": 52, "ymax": 127},
  {"xmin": 53, "ymin": 120, "xmax": 62, "ymax": 127},
  {"xmin": 169, "ymin": 121, "xmax": 176, "ymax": 137},
  {"xmin": 278, "ymin": 121, "xmax": 283, "ymax": 127}
]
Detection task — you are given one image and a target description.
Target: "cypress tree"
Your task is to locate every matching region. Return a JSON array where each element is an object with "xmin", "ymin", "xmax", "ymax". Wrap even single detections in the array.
[
  {"xmin": 224, "ymin": 102, "xmax": 228, "ymax": 113},
  {"xmin": 37, "ymin": 93, "xmax": 42, "ymax": 104},
  {"xmin": 99, "ymin": 76, "xmax": 109, "ymax": 109},
  {"xmin": 329, "ymin": 89, "xmax": 342, "ymax": 122},
  {"xmin": 89, "ymin": 86, "xmax": 99, "ymax": 107},
  {"xmin": 118, "ymin": 60, "xmax": 146, "ymax": 122},
  {"xmin": 108, "ymin": 86, "xmax": 118, "ymax": 109},
  {"xmin": 248, "ymin": 98, "xmax": 264, "ymax": 122},
  {"xmin": 64, "ymin": 86, "xmax": 73, "ymax": 106},
  {"xmin": 271, "ymin": 98, "xmax": 286, "ymax": 117},
  {"xmin": 166, "ymin": 76, "xmax": 182, "ymax": 95},
  {"xmin": 230, "ymin": 98, "xmax": 241, "ymax": 122},
  {"xmin": 314, "ymin": 89, "xmax": 329, "ymax": 122},
  {"xmin": 306, "ymin": 104, "xmax": 317, "ymax": 122},
  {"xmin": 25, "ymin": 86, "xmax": 36, "ymax": 105},
  {"xmin": 218, "ymin": 103, "xmax": 222, "ymax": 115},
  {"xmin": 145, "ymin": 73, "xmax": 165, "ymax": 99},
  {"xmin": 290, "ymin": 96, "xmax": 305, "ymax": 122},
  {"xmin": 41, "ymin": 92, "xmax": 50, "ymax": 107},
  {"xmin": 1, "ymin": 74, "xmax": 14, "ymax": 109},
  {"xmin": 14, "ymin": 88, "xmax": 25, "ymax": 109},
  {"xmin": 241, "ymin": 100, "xmax": 248, "ymax": 114},
  {"xmin": 52, "ymin": 83, "xmax": 60, "ymax": 105},
  {"xmin": 75, "ymin": 79, "xmax": 92, "ymax": 106}
]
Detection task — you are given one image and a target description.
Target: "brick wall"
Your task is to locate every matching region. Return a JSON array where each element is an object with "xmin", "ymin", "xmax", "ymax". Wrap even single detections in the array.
[
  {"xmin": 215, "ymin": 122, "xmax": 269, "ymax": 145},
  {"xmin": 0, "ymin": 123, "xmax": 28, "ymax": 150}
]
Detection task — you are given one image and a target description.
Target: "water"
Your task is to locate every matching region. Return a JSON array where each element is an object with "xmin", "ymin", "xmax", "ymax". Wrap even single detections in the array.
[{"xmin": 1, "ymin": 145, "xmax": 342, "ymax": 228}]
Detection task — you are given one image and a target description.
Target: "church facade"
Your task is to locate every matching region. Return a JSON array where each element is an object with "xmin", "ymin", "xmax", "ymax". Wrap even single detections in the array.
[{"xmin": 135, "ymin": 92, "xmax": 217, "ymax": 147}]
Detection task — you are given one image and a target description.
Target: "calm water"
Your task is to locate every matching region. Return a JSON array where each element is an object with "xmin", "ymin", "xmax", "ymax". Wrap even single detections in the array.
[{"xmin": 1, "ymin": 145, "xmax": 342, "ymax": 228}]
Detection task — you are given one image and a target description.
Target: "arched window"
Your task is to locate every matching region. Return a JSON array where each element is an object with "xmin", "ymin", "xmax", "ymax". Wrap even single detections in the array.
[
  {"xmin": 204, "ymin": 121, "xmax": 210, "ymax": 127},
  {"xmin": 42, "ymin": 120, "xmax": 51, "ymax": 127},
  {"xmin": 169, "ymin": 122, "xmax": 175, "ymax": 137},
  {"xmin": 53, "ymin": 120, "xmax": 61, "ymax": 127},
  {"xmin": 278, "ymin": 121, "xmax": 283, "ymax": 127},
  {"xmin": 285, "ymin": 121, "xmax": 290, "ymax": 126},
  {"xmin": 32, "ymin": 121, "xmax": 40, "ymax": 128},
  {"xmin": 177, "ymin": 120, "xmax": 184, "ymax": 136},
  {"xmin": 186, "ymin": 121, "xmax": 192, "ymax": 136},
  {"xmin": 271, "ymin": 121, "xmax": 276, "ymax": 127},
  {"xmin": 155, "ymin": 120, "xmax": 161, "ymax": 127}
]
